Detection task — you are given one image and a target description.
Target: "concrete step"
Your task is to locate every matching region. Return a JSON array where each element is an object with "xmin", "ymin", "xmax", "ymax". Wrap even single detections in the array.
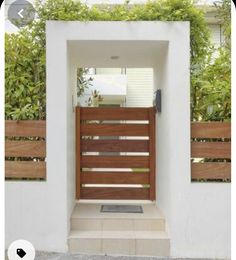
[
  {"xmin": 68, "ymin": 230, "xmax": 170, "ymax": 256},
  {"xmin": 71, "ymin": 203, "xmax": 166, "ymax": 231},
  {"xmin": 69, "ymin": 202, "xmax": 170, "ymax": 256}
]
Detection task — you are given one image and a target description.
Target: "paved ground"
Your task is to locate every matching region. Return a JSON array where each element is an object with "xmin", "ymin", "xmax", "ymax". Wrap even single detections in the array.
[
  {"xmin": 34, "ymin": 252, "xmax": 219, "ymax": 260},
  {"xmin": 36, "ymin": 253, "xmax": 166, "ymax": 260},
  {"xmin": 5, "ymin": 251, "xmax": 226, "ymax": 260}
]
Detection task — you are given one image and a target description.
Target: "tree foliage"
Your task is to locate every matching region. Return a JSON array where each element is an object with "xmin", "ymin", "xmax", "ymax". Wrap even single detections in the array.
[
  {"xmin": 5, "ymin": 32, "xmax": 46, "ymax": 119},
  {"xmin": 5, "ymin": 0, "xmax": 230, "ymax": 121},
  {"xmin": 191, "ymin": 0, "xmax": 231, "ymax": 121}
]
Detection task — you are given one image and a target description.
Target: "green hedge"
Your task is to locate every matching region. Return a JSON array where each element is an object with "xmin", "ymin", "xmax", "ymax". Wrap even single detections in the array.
[{"xmin": 5, "ymin": 0, "xmax": 230, "ymax": 121}]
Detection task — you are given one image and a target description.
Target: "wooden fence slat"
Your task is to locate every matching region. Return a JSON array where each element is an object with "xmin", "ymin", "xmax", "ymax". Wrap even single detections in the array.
[
  {"xmin": 81, "ymin": 187, "xmax": 150, "ymax": 200},
  {"xmin": 191, "ymin": 122, "xmax": 231, "ymax": 138},
  {"xmin": 5, "ymin": 140, "xmax": 46, "ymax": 157},
  {"xmin": 81, "ymin": 172, "xmax": 149, "ymax": 184},
  {"xmin": 191, "ymin": 142, "xmax": 231, "ymax": 159},
  {"xmin": 149, "ymin": 107, "xmax": 156, "ymax": 200},
  {"xmin": 191, "ymin": 162, "xmax": 231, "ymax": 180},
  {"xmin": 81, "ymin": 139, "xmax": 149, "ymax": 152},
  {"xmin": 81, "ymin": 156, "xmax": 149, "ymax": 168},
  {"xmin": 76, "ymin": 107, "xmax": 81, "ymax": 199},
  {"xmin": 81, "ymin": 107, "xmax": 149, "ymax": 120},
  {"xmin": 5, "ymin": 161, "xmax": 46, "ymax": 179},
  {"xmin": 81, "ymin": 124, "xmax": 149, "ymax": 137},
  {"xmin": 5, "ymin": 120, "xmax": 46, "ymax": 137}
]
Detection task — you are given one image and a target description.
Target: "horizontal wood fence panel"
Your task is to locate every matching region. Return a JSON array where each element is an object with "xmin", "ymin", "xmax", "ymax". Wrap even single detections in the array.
[
  {"xmin": 5, "ymin": 161, "xmax": 46, "ymax": 179},
  {"xmin": 5, "ymin": 140, "xmax": 46, "ymax": 157},
  {"xmin": 81, "ymin": 172, "xmax": 149, "ymax": 184},
  {"xmin": 81, "ymin": 156, "xmax": 149, "ymax": 168},
  {"xmin": 191, "ymin": 142, "xmax": 231, "ymax": 158},
  {"xmin": 81, "ymin": 107, "xmax": 149, "ymax": 120},
  {"xmin": 81, "ymin": 187, "xmax": 150, "ymax": 200},
  {"xmin": 191, "ymin": 162, "xmax": 231, "ymax": 180},
  {"xmin": 81, "ymin": 139, "xmax": 149, "ymax": 152},
  {"xmin": 191, "ymin": 122, "xmax": 231, "ymax": 138},
  {"xmin": 5, "ymin": 120, "xmax": 46, "ymax": 137},
  {"xmin": 81, "ymin": 124, "xmax": 149, "ymax": 137}
]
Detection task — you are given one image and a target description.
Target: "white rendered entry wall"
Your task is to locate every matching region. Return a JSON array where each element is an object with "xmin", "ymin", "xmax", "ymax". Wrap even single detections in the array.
[
  {"xmin": 5, "ymin": 21, "xmax": 230, "ymax": 258},
  {"xmin": 46, "ymin": 21, "xmax": 187, "ymax": 253},
  {"xmin": 46, "ymin": 21, "xmax": 230, "ymax": 258}
]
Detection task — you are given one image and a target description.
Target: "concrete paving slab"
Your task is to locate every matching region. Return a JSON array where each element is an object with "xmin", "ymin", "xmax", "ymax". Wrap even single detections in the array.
[{"xmin": 34, "ymin": 252, "xmax": 218, "ymax": 260}]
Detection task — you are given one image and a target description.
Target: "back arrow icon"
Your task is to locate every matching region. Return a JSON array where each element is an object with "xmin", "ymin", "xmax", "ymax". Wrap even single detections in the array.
[{"xmin": 18, "ymin": 9, "xmax": 24, "ymax": 18}]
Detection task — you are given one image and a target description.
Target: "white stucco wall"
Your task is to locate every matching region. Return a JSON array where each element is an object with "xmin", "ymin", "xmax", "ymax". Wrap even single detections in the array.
[
  {"xmin": 173, "ymin": 184, "xmax": 230, "ymax": 258},
  {"xmin": 5, "ymin": 21, "xmax": 230, "ymax": 258},
  {"xmin": 154, "ymin": 26, "xmax": 230, "ymax": 258}
]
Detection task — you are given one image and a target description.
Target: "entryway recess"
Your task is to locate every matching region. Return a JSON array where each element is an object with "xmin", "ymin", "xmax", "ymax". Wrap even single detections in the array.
[{"xmin": 76, "ymin": 106, "xmax": 156, "ymax": 200}]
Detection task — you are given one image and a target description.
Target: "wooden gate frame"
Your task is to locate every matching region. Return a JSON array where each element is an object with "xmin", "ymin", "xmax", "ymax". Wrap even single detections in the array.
[{"xmin": 76, "ymin": 106, "xmax": 156, "ymax": 200}]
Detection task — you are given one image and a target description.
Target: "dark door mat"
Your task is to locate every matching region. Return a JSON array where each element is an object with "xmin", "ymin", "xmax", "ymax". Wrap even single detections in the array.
[{"xmin": 101, "ymin": 204, "xmax": 143, "ymax": 213}]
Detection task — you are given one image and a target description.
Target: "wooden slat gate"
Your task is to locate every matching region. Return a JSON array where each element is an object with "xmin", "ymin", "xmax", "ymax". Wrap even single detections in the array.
[{"xmin": 76, "ymin": 107, "xmax": 156, "ymax": 200}]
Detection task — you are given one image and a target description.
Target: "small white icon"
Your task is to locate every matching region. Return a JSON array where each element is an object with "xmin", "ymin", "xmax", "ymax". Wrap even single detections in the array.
[
  {"xmin": 18, "ymin": 9, "xmax": 24, "ymax": 18},
  {"xmin": 7, "ymin": 239, "xmax": 35, "ymax": 260},
  {"xmin": 8, "ymin": 0, "xmax": 36, "ymax": 28}
]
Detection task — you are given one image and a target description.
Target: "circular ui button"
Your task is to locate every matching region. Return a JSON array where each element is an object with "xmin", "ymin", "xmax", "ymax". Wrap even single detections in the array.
[
  {"xmin": 7, "ymin": 239, "xmax": 35, "ymax": 260},
  {"xmin": 8, "ymin": 0, "xmax": 36, "ymax": 28}
]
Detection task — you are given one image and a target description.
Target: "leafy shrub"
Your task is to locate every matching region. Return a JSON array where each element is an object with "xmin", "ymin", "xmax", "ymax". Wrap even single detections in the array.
[{"xmin": 5, "ymin": 0, "xmax": 230, "ymax": 121}]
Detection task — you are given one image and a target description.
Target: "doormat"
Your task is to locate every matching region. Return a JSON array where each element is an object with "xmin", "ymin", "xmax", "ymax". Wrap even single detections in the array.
[{"xmin": 101, "ymin": 205, "xmax": 143, "ymax": 213}]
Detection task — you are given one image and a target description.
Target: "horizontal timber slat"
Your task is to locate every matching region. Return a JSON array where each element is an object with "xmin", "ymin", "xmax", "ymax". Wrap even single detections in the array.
[
  {"xmin": 81, "ymin": 107, "xmax": 149, "ymax": 120},
  {"xmin": 81, "ymin": 156, "xmax": 149, "ymax": 168},
  {"xmin": 5, "ymin": 120, "xmax": 46, "ymax": 137},
  {"xmin": 5, "ymin": 140, "xmax": 46, "ymax": 157},
  {"xmin": 81, "ymin": 187, "xmax": 150, "ymax": 200},
  {"xmin": 191, "ymin": 162, "xmax": 231, "ymax": 180},
  {"xmin": 81, "ymin": 139, "xmax": 149, "ymax": 152},
  {"xmin": 191, "ymin": 122, "xmax": 231, "ymax": 138},
  {"xmin": 5, "ymin": 161, "xmax": 46, "ymax": 179},
  {"xmin": 81, "ymin": 124, "xmax": 149, "ymax": 136},
  {"xmin": 191, "ymin": 142, "xmax": 231, "ymax": 158},
  {"xmin": 81, "ymin": 172, "xmax": 149, "ymax": 184}
]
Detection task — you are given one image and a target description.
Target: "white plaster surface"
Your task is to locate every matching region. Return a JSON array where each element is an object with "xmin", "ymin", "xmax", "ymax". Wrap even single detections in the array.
[{"xmin": 5, "ymin": 21, "xmax": 230, "ymax": 258}]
